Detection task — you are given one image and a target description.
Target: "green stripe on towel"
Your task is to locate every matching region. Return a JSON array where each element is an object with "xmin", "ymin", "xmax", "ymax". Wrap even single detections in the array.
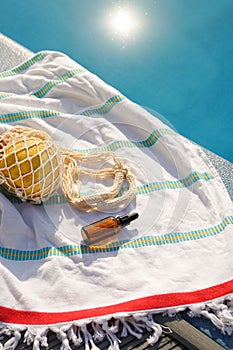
[
  {"xmin": 0, "ymin": 92, "xmax": 15, "ymax": 99},
  {"xmin": 0, "ymin": 109, "xmax": 61, "ymax": 123},
  {"xmin": 80, "ymin": 95, "xmax": 126, "ymax": 116},
  {"xmin": 32, "ymin": 67, "xmax": 87, "ymax": 98},
  {"xmin": 0, "ymin": 52, "xmax": 47, "ymax": 78},
  {"xmin": 75, "ymin": 128, "xmax": 177, "ymax": 154},
  {"xmin": 0, "ymin": 216, "xmax": 232, "ymax": 260},
  {"xmin": 3, "ymin": 171, "xmax": 214, "ymax": 205},
  {"xmin": 0, "ymin": 94, "xmax": 126, "ymax": 123},
  {"xmin": 132, "ymin": 171, "xmax": 213, "ymax": 194}
]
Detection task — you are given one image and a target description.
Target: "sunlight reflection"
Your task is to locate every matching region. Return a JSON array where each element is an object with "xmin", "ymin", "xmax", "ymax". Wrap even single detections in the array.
[{"xmin": 107, "ymin": 6, "xmax": 142, "ymax": 44}]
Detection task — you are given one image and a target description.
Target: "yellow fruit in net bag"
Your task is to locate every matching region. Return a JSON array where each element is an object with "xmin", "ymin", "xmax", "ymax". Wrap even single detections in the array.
[
  {"xmin": 0, "ymin": 126, "xmax": 136, "ymax": 211},
  {"xmin": 0, "ymin": 131, "xmax": 62, "ymax": 203}
]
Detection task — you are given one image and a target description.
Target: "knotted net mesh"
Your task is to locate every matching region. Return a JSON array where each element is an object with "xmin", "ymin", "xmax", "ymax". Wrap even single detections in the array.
[
  {"xmin": 0, "ymin": 127, "xmax": 62, "ymax": 204},
  {"xmin": 0, "ymin": 126, "xmax": 136, "ymax": 211}
]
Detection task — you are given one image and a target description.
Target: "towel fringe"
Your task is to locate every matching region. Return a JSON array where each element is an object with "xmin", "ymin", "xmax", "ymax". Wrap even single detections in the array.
[
  {"xmin": 2, "ymin": 330, "xmax": 21, "ymax": 350},
  {"xmin": 1, "ymin": 298, "xmax": 233, "ymax": 350},
  {"xmin": 0, "ymin": 314, "xmax": 165, "ymax": 350},
  {"xmin": 187, "ymin": 295, "xmax": 233, "ymax": 335}
]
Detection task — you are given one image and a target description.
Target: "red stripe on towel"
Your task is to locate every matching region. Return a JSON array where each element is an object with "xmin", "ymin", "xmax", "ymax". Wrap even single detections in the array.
[{"xmin": 1, "ymin": 279, "xmax": 233, "ymax": 325}]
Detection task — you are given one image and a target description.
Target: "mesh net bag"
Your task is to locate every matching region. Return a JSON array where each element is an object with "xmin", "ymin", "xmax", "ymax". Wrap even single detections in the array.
[
  {"xmin": 0, "ymin": 126, "xmax": 136, "ymax": 211},
  {"xmin": 0, "ymin": 127, "xmax": 62, "ymax": 204}
]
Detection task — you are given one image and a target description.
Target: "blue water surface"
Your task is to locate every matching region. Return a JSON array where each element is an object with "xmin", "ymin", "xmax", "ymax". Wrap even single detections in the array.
[{"xmin": 0, "ymin": 0, "xmax": 232, "ymax": 162}]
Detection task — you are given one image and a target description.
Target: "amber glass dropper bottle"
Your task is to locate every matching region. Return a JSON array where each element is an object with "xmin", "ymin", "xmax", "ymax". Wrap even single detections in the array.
[{"xmin": 81, "ymin": 212, "xmax": 139, "ymax": 246}]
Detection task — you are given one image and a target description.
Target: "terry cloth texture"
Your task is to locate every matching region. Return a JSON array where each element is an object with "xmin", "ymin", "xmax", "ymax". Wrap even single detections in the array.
[{"xmin": 0, "ymin": 51, "xmax": 233, "ymax": 349}]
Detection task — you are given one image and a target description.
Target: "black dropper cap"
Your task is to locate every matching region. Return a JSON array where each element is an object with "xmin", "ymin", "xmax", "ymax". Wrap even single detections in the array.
[{"xmin": 117, "ymin": 213, "xmax": 139, "ymax": 227}]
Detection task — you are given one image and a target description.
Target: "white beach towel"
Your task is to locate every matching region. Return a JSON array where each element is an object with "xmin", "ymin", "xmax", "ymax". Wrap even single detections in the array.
[{"xmin": 0, "ymin": 51, "xmax": 232, "ymax": 349}]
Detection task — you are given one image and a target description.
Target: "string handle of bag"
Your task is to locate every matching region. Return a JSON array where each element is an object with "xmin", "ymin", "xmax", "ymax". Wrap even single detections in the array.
[
  {"xmin": 0, "ymin": 126, "xmax": 137, "ymax": 211},
  {"xmin": 62, "ymin": 151, "xmax": 136, "ymax": 212}
]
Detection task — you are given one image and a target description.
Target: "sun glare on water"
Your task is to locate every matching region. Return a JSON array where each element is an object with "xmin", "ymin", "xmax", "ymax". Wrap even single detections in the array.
[{"xmin": 107, "ymin": 6, "xmax": 142, "ymax": 44}]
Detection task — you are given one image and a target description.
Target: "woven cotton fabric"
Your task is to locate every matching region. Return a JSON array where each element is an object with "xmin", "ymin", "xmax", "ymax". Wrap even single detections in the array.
[{"xmin": 0, "ymin": 51, "xmax": 232, "ymax": 348}]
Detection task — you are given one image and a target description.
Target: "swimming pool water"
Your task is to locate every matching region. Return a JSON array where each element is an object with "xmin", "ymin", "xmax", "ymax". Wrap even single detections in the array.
[{"xmin": 0, "ymin": 0, "xmax": 232, "ymax": 162}]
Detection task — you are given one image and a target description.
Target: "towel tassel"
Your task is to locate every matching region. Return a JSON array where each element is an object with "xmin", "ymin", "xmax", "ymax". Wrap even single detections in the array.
[{"xmin": 1, "ymin": 298, "xmax": 233, "ymax": 350}]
